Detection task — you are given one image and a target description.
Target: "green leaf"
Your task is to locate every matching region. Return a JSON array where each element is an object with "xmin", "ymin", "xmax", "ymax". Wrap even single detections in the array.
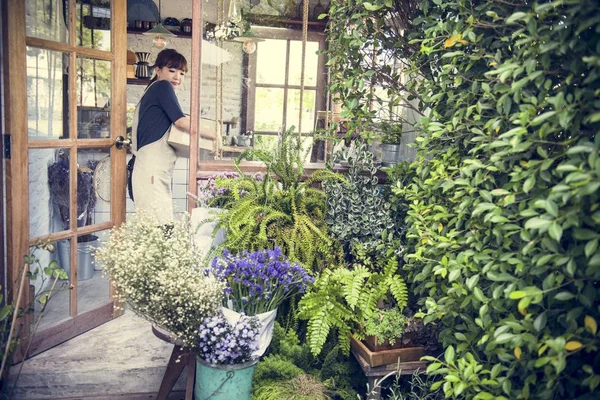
[
  {"xmin": 509, "ymin": 291, "xmax": 527, "ymax": 299},
  {"xmin": 362, "ymin": 2, "xmax": 383, "ymax": 11},
  {"xmin": 554, "ymin": 291, "xmax": 575, "ymax": 301},
  {"xmin": 533, "ymin": 312, "xmax": 547, "ymax": 332},
  {"xmin": 523, "ymin": 176, "xmax": 536, "ymax": 194},
  {"xmin": 506, "ymin": 12, "xmax": 528, "ymax": 24},
  {"xmin": 525, "ymin": 218, "xmax": 552, "ymax": 230},
  {"xmin": 549, "ymin": 222, "xmax": 563, "ymax": 242},
  {"xmin": 531, "ymin": 111, "xmax": 556, "ymax": 126},
  {"xmin": 445, "ymin": 345, "xmax": 455, "ymax": 363},
  {"xmin": 585, "ymin": 239, "xmax": 598, "ymax": 258},
  {"xmin": 448, "ymin": 269, "xmax": 460, "ymax": 282}
]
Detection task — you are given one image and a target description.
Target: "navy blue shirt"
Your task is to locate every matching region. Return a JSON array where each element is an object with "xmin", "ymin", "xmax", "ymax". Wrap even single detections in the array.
[{"xmin": 136, "ymin": 80, "xmax": 185, "ymax": 150}]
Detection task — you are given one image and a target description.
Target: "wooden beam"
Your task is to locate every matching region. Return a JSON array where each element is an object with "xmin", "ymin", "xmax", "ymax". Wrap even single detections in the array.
[
  {"xmin": 110, "ymin": 0, "xmax": 128, "ymax": 316},
  {"xmin": 3, "ymin": 0, "xmax": 30, "ymax": 337},
  {"xmin": 188, "ymin": 0, "xmax": 203, "ymax": 213}
]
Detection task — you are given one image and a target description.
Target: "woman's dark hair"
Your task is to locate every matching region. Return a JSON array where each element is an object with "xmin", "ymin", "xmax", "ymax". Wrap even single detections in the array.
[{"xmin": 150, "ymin": 49, "xmax": 188, "ymax": 82}]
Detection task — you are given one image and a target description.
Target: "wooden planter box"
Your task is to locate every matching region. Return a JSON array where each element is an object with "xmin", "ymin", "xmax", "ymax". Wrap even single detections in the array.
[
  {"xmin": 350, "ymin": 336, "xmax": 425, "ymax": 367},
  {"xmin": 364, "ymin": 335, "xmax": 404, "ymax": 352}
]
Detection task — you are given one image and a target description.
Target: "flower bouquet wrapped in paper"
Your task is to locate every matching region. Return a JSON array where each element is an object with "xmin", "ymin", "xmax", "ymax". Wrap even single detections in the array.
[
  {"xmin": 95, "ymin": 212, "xmax": 225, "ymax": 349},
  {"xmin": 209, "ymin": 247, "xmax": 313, "ymax": 356}
]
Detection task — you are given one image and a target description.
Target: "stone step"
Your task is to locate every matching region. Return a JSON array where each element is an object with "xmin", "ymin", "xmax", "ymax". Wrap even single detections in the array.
[{"xmin": 7, "ymin": 312, "xmax": 187, "ymax": 399}]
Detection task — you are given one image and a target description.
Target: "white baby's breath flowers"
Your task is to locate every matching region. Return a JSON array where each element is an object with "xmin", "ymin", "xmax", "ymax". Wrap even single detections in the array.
[{"xmin": 95, "ymin": 212, "xmax": 225, "ymax": 349}]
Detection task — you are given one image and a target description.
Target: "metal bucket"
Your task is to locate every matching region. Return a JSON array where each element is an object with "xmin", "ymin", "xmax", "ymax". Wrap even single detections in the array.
[
  {"xmin": 56, "ymin": 237, "xmax": 96, "ymax": 281},
  {"xmin": 381, "ymin": 143, "xmax": 401, "ymax": 166},
  {"xmin": 194, "ymin": 358, "xmax": 257, "ymax": 400}
]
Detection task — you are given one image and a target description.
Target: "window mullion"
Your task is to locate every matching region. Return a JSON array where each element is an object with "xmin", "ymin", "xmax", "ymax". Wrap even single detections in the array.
[{"xmin": 282, "ymin": 39, "xmax": 291, "ymax": 133}]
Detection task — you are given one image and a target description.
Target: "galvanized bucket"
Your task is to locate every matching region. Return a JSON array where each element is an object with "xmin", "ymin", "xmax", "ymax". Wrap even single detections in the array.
[{"xmin": 194, "ymin": 358, "xmax": 258, "ymax": 400}]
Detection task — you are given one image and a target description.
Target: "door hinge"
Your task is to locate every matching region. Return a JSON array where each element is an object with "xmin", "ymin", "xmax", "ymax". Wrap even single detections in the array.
[{"xmin": 3, "ymin": 134, "xmax": 10, "ymax": 159}]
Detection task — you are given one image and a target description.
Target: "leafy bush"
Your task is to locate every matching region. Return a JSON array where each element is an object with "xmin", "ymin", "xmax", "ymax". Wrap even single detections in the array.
[
  {"xmin": 325, "ymin": 143, "xmax": 400, "ymax": 260},
  {"xmin": 328, "ymin": 0, "xmax": 600, "ymax": 398}
]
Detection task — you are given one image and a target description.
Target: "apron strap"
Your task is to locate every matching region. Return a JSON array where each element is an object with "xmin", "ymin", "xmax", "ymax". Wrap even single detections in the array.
[{"xmin": 131, "ymin": 81, "xmax": 158, "ymax": 156}]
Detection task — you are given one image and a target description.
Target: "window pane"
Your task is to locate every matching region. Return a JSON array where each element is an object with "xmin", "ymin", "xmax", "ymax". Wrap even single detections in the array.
[
  {"xmin": 255, "ymin": 88, "xmax": 284, "ymax": 132},
  {"xmin": 288, "ymin": 41, "xmax": 319, "ymax": 87},
  {"xmin": 256, "ymin": 39, "xmax": 287, "ymax": 85},
  {"xmin": 30, "ymin": 148, "xmax": 70, "ymax": 237},
  {"xmin": 26, "ymin": 0, "xmax": 69, "ymax": 43},
  {"xmin": 27, "ymin": 48, "xmax": 70, "ymax": 140},
  {"xmin": 33, "ymin": 240, "xmax": 71, "ymax": 331},
  {"xmin": 286, "ymin": 89, "xmax": 316, "ymax": 134},
  {"xmin": 76, "ymin": 0, "xmax": 112, "ymax": 52},
  {"xmin": 77, "ymin": 148, "xmax": 110, "ymax": 228},
  {"xmin": 253, "ymin": 134, "xmax": 314, "ymax": 165},
  {"xmin": 78, "ymin": 229, "xmax": 111, "ymax": 314},
  {"xmin": 77, "ymin": 57, "xmax": 112, "ymax": 139}
]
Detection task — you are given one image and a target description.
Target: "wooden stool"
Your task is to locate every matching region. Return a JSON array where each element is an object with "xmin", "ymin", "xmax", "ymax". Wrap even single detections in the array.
[
  {"xmin": 351, "ymin": 349, "xmax": 427, "ymax": 400},
  {"xmin": 152, "ymin": 325, "xmax": 196, "ymax": 400}
]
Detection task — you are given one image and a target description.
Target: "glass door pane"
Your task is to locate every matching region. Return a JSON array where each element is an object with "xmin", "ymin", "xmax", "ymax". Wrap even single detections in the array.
[
  {"xmin": 26, "ymin": 0, "xmax": 69, "ymax": 43},
  {"xmin": 32, "ymin": 241, "xmax": 71, "ymax": 331},
  {"xmin": 77, "ymin": 57, "xmax": 112, "ymax": 139},
  {"xmin": 27, "ymin": 48, "xmax": 70, "ymax": 140},
  {"xmin": 30, "ymin": 148, "xmax": 71, "ymax": 237},
  {"xmin": 76, "ymin": 0, "xmax": 112, "ymax": 51}
]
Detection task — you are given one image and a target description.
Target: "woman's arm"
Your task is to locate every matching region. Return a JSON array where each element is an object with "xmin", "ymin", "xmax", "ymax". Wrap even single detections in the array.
[
  {"xmin": 173, "ymin": 115, "xmax": 191, "ymax": 132},
  {"xmin": 173, "ymin": 116, "xmax": 217, "ymax": 140}
]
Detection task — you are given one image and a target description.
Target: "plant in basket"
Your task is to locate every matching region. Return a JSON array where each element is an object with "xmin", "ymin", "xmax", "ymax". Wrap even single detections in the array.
[
  {"xmin": 194, "ymin": 311, "xmax": 262, "ymax": 400},
  {"xmin": 197, "ymin": 312, "xmax": 261, "ymax": 366}
]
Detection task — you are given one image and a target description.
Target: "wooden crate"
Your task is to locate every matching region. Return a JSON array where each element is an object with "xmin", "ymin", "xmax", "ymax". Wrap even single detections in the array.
[{"xmin": 350, "ymin": 336, "xmax": 425, "ymax": 367}]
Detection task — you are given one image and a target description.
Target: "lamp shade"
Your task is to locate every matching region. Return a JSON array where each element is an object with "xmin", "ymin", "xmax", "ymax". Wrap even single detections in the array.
[{"xmin": 142, "ymin": 23, "xmax": 176, "ymax": 37}]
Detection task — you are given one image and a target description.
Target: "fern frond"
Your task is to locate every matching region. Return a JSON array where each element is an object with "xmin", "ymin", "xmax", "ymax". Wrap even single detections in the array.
[
  {"xmin": 387, "ymin": 275, "xmax": 409, "ymax": 310},
  {"xmin": 341, "ymin": 266, "xmax": 370, "ymax": 309},
  {"xmin": 307, "ymin": 309, "xmax": 331, "ymax": 355}
]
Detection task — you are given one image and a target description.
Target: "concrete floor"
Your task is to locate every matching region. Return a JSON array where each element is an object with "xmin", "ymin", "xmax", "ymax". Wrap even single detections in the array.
[{"xmin": 7, "ymin": 312, "xmax": 187, "ymax": 399}]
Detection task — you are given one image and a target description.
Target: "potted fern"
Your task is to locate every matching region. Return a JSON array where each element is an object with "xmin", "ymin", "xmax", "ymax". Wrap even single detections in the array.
[{"xmin": 210, "ymin": 127, "xmax": 346, "ymax": 273}]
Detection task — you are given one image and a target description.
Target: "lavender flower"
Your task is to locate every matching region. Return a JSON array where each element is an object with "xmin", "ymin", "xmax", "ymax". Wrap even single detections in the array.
[
  {"xmin": 209, "ymin": 247, "xmax": 314, "ymax": 315},
  {"xmin": 197, "ymin": 312, "xmax": 261, "ymax": 365}
]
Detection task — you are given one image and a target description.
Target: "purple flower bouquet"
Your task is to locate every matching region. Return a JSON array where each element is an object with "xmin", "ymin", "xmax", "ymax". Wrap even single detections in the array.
[
  {"xmin": 210, "ymin": 247, "xmax": 314, "ymax": 316},
  {"xmin": 197, "ymin": 312, "xmax": 261, "ymax": 365}
]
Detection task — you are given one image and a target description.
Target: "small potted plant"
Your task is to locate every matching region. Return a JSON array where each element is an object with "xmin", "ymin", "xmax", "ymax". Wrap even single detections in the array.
[
  {"xmin": 362, "ymin": 308, "xmax": 408, "ymax": 352},
  {"xmin": 377, "ymin": 121, "xmax": 403, "ymax": 166},
  {"xmin": 47, "ymin": 154, "xmax": 98, "ymax": 281}
]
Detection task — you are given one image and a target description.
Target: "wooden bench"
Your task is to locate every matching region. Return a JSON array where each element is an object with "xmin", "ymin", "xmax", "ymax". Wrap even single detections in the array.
[{"xmin": 351, "ymin": 349, "xmax": 427, "ymax": 400}]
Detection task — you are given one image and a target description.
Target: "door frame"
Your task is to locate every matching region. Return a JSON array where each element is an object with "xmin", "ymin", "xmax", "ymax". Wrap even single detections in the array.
[{"xmin": 2, "ymin": 0, "xmax": 127, "ymax": 360}]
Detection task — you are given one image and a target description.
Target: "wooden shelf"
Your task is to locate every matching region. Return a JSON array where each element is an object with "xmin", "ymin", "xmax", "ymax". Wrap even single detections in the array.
[
  {"xmin": 246, "ymin": 14, "xmax": 327, "ymax": 28},
  {"xmin": 127, "ymin": 78, "xmax": 151, "ymax": 85},
  {"xmin": 127, "ymin": 28, "xmax": 192, "ymax": 38}
]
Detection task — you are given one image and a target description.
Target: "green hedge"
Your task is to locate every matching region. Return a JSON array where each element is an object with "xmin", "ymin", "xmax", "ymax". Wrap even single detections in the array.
[{"xmin": 328, "ymin": 0, "xmax": 600, "ymax": 398}]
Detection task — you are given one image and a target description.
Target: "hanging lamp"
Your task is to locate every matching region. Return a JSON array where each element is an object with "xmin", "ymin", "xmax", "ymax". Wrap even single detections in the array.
[
  {"xmin": 143, "ymin": 0, "xmax": 175, "ymax": 49},
  {"xmin": 232, "ymin": 29, "xmax": 264, "ymax": 54}
]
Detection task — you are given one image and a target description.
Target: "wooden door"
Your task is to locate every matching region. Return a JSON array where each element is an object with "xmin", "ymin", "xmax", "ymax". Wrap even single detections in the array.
[{"xmin": 3, "ymin": 0, "xmax": 127, "ymax": 358}]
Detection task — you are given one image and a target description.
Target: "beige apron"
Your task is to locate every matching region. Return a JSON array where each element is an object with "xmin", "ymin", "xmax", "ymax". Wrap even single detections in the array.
[{"xmin": 131, "ymin": 82, "xmax": 177, "ymax": 224}]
